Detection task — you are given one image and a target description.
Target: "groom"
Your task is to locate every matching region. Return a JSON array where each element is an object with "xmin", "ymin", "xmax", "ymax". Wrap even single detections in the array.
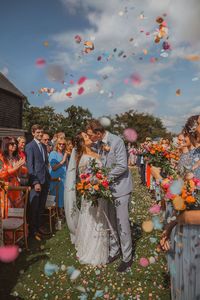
[{"xmin": 86, "ymin": 119, "xmax": 133, "ymax": 272}]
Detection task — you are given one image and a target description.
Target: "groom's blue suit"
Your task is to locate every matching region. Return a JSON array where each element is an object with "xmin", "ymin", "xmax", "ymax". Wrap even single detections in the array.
[{"xmin": 101, "ymin": 131, "xmax": 133, "ymax": 262}]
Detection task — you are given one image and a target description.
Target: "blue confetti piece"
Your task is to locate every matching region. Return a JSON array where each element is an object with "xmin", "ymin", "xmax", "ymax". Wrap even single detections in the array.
[
  {"xmin": 149, "ymin": 237, "xmax": 157, "ymax": 243},
  {"xmin": 152, "ymin": 216, "xmax": 163, "ymax": 230},
  {"xmin": 95, "ymin": 269, "xmax": 101, "ymax": 275},
  {"xmin": 44, "ymin": 262, "xmax": 59, "ymax": 277},
  {"xmin": 67, "ymin": 265, "xmax": 76, "ymax": 276},
  {"xmin": 169, "ymin": 179, "xmax": 184, "ymax": 195},
  {"xmin": 93, "ymin": 290, "xmax": 104, "ymax": 299}
]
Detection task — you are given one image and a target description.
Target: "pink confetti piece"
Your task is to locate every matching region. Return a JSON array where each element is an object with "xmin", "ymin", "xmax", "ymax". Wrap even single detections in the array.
[
  {"xmin": 66, "ymin": 92, "xmax": 72, "ymax": 97},
  {"xmin": 139, "ymin": 257, "xmax": 149, "ymax": 267},
  {"xmin": 35, "ymin": 58, "xmax": 46, "ymax": 67},
  {"xmin": 0, "ymin": 246, "xmax": 19, "ymax": 263},
  {"xmin": 123, "ymin": 128, "xmax": 138, "ymax": 142},
  {"xmin": 78, "ymin": 76, "xmax": 87, "ymax": 85},
  {"xmin": 77, "ymin": 87, "xmax": 84, "ymax": 95},
  {"xmin": 130, "ymin": 73, "xmax": 142, "ymax": 85}
]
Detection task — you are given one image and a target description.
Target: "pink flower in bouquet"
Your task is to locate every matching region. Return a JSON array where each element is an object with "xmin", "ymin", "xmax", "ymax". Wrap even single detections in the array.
[
  {"xmin": 96, "ymin": 172, "xmax": 103, "ymax": 179},
  {"xmin": 165, "ymin": 189, "xmax": 175, "ymax": 200},
  {"xmin": 80, "ymin": 173, "xmax": 90, "ymax": 180},
  {"xmin": 161, "ymin": 178, "xmax": 171, "ymax": 189},
  {"xmin": 149, "ymin": 204, "xmax": 161, "ymax": 214},
  {"xmin": 193, "ymin": 178, "xmax": 200, "ymax": 187},
  {"xmin": 101, "ymin": 180, "xmax": 109, "ymax": 189},
  {"xmin": 0, "ymin": 245, "xmax": 19, "ymax": 263}
]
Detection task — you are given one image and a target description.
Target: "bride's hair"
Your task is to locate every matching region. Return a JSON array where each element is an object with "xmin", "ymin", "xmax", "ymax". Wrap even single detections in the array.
[{"xmin": 74, "ymin": 132, "xmax": 86, "ymax": 167}]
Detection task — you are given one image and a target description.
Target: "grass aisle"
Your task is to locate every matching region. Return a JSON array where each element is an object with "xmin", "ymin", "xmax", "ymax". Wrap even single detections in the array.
[{"xmin": 0, "ymin": 168, "xmax": 170, "ymax": 300}]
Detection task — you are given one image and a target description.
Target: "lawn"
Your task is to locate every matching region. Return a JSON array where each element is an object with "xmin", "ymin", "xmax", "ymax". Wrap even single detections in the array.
[{"xmin": 0, "ymin": 168, "xmax": 170, "ymax": 300}]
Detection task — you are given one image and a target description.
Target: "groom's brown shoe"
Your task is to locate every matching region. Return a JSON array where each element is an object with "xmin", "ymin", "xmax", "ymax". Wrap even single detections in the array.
[{"xmin": 107, "ymin": 253, "xmax": 121, "ymax": 264}]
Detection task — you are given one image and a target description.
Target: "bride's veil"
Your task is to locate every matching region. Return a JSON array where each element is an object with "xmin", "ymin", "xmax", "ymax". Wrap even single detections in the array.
[{"xmin": 64, "ymin": 148, "xmax": 79, "ymax": 244}]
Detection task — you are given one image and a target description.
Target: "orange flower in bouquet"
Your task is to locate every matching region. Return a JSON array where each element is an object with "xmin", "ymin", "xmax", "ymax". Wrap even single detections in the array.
[
  {"xmin": 161, "ymin": 176, "xmax": 200, "ymax": 211},
  {"xmin": 76, "ymin": 158, "xmax": 113, "ymax": 207}
]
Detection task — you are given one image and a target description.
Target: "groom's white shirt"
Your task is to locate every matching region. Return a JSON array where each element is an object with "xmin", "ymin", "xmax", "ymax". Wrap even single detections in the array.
[{"xmin": 102, "ymin": 131, "xmax": 109, "ymax": 144}]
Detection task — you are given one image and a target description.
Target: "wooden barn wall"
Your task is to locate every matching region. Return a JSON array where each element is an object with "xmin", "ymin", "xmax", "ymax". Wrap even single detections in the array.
[{"xmin": 0, "ymin": 89, "xmax": 22, "ymax": 129}]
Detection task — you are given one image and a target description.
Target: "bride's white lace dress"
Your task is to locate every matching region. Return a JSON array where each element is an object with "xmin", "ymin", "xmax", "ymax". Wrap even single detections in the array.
[{"xmin": 75, "ymin": 154, "xmax": 109, "ymax": 265}]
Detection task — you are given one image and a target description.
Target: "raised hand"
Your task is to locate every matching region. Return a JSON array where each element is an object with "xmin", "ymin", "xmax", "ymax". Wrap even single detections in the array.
[{"xmin": 13, "ymin": 158, "xmax": 26, "ymax": 171}]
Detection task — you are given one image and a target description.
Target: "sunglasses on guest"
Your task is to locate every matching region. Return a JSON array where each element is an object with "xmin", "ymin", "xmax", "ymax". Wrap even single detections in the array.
[
  {"xmin": 58, "ymin": 143, "xmax": 66, "ymax": 146},
  {"xmin": 9, "ymin": 142, "xmax": 17, "ymax": 146}
]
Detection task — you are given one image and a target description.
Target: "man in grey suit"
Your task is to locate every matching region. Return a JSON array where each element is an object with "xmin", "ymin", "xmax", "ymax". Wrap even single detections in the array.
[{"xmin": 86, "ymin": 119, "xmax": 133, "ymax": 272}]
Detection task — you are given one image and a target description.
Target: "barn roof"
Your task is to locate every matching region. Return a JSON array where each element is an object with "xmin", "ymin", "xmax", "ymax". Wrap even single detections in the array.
[{"xmin": 0, "ymin": 72, "xmax": 26, "ymax": 98}]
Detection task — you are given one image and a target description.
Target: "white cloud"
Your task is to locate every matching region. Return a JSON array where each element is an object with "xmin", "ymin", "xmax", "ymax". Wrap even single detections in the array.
[
  {"xmin": 49, "ymin": 79, "xmax": 100, "ymax": 103},
  {"xmin": 97, "ymin": 65, "xmax": 116, "ymax": 76},
  {"xmin": 108, "ymin": 93, "xmax": 158, "ymax": 114},
  {"xmin": 0, "ymin": 67, "xmax": 8, "ymax": 76},
  {"xmin": 191, "ymin": 106, "xmax": 200, "ymax": 114},
  {"xmin": 52, "ymin": 0, "xmax": 200, "ymax": 131}
]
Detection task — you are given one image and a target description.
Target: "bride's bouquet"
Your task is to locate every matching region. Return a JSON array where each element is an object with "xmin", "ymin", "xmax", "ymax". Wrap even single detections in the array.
[{"xmin": 76, "ymin": 158, "xmax": 113, "ymax": 207}]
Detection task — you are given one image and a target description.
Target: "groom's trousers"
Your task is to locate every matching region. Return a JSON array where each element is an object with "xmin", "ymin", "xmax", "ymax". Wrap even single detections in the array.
[{"xmin": 108, "ymin": 193, "xmax": 132, "ymax": 262}]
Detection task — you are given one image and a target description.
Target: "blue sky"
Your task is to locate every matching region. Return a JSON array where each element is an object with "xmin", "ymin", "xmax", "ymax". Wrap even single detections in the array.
[{"xmin": 0, "ymin": 0, "xmax": 200, "ymax": 132}]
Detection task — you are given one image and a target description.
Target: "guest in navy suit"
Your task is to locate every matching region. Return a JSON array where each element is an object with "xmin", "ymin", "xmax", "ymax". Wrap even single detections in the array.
[{"xmin": 25, "ymin": 124, "xmax": 50, "ymax": 241}]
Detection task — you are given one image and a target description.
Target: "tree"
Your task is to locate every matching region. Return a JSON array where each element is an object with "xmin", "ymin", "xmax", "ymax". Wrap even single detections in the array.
[
  {"xmin": 61, "ymin": 105, "xmax": 93, "ymax": 138},
  {"xmin": 111, "ymin": 110, "xmax": 170, "ymax": 143},
  {"xmin": 22, "ymin": 103, "xmax": 64, "ymax": 136}
]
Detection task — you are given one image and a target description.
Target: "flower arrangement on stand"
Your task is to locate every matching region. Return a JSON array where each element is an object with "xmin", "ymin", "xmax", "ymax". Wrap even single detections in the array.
[{"xmin": 145, "ymin": 143, "xmax": 179, "ymax": 176}]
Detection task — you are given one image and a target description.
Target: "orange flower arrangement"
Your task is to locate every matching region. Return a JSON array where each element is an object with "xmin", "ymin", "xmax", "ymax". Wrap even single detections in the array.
[{"xmin": 145, "ymin": 142, "xmax": 178, "ymax": 176}]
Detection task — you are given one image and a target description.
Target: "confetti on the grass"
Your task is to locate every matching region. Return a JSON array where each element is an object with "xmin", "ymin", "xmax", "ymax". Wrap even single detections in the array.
[
  {"xmin": 139, "ymin": 257, "xmax": 149, "ymax": 267},
  {"xmin": 152, "ymin": 216, "xmax": 163, "ymax": 230},
  {"xmin": 142, "ymin": 220, "xmax": 154, "ymax": 233},
  {"xmin": 44, "ymin": 262, "xmax": 59, "ymax": 276},
  {"xmin": 70, "ymin": 269, "xmax": 81, "ymax": 280}
]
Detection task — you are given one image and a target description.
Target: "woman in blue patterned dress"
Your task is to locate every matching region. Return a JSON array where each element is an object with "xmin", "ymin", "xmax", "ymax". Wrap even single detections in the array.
[{"xmin": 160, "ymin": 115, "xmax": 200, "ymax": 300}]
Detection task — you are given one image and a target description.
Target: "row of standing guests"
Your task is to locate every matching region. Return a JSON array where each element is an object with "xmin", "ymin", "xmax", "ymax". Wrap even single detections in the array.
[
  {"xmin": 0, "ymin": 125, "xmax": 73, "ymax": 242},
  {"xmin": 150, "ymin": 115, "xmax": 200, "ymax": 300}
]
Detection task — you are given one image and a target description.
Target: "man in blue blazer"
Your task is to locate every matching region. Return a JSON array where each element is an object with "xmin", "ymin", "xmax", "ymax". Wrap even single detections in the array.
[{"xmin": 25, "ymin": 124, "xmax": 50, "ymax": 240}]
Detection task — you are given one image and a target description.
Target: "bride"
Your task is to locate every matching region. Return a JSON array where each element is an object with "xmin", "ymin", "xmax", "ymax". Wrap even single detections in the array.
[{"xmin": 64, "ymin": 132, "xmax": 109, "ymax": 265}]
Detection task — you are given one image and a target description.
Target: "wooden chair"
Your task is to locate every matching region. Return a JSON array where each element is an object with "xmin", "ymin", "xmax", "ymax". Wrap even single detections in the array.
[
  {"xmin": 44, "ymin": 178, "xmax": 60, "ymax": 233},
  {"xmin": 2, "ymin": 186, "xmax": 29, "ymax": 249}
]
